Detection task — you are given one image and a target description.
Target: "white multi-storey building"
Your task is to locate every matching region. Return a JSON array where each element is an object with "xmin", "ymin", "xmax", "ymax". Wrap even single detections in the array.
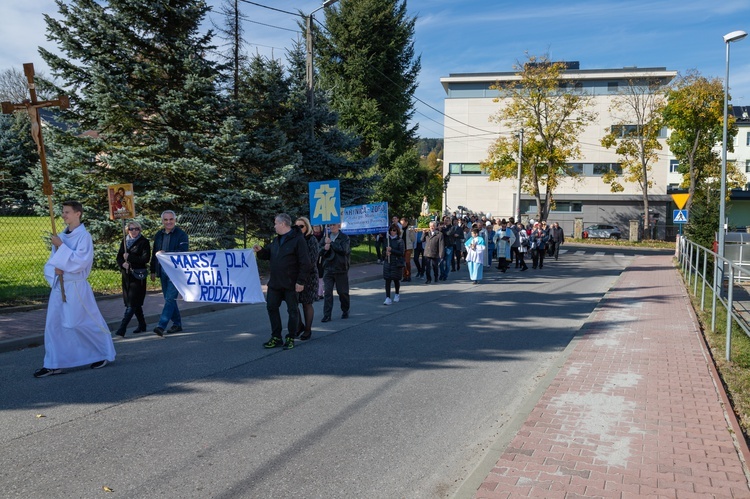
[{"xmin": 441, "ymin": 62, "xmax": 680, "ymax": 239}]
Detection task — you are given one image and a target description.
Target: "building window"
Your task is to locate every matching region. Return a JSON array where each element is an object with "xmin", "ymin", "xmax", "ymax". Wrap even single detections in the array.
[
  {"xmin": 670, "ymin": 160, "xmax": 680, "ymax": 173},
  {"xmin": 567, "ymin": 163, "xmax": 621, "ymax": 176},
  {"xmin": 608, "ymin": 82, "xmax": 619, "ymax": 93},
  {"xmin": 449, "ymin": 163, "xmax": 485, "ymax": 175},
  {"xmin": 550, "ymin": 202, "xmax": 582, "ymax": 213},
  {"xmin": 747, "ymin": 131, "xmax": 750, "ymax": 146},
  {"xmin": 592, "ymin": 163, "xmax": 621, "ymax": 176}
]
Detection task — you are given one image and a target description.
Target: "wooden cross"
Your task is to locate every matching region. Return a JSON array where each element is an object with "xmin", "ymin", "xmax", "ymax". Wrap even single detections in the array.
[{"xmin": 2, "ymin": 63, "xmax": 70, "ymax": 301}]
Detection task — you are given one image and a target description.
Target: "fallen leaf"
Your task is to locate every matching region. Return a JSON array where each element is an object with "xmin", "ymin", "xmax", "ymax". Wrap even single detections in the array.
[
  {"xmin": 103, "ymin": 486, "xmax": 114, "ymax": 492},
  {"xmin": 35, "ymin": 414, "xmax": 45, "ymax": 418}
]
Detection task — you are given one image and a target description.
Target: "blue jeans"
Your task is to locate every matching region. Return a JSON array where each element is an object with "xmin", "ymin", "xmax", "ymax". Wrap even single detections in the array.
[
  {"xmin": 158, "ymin": 274, "xmax": 181, "ymax": 329},
  {"xmin": 440, "ymin": 246, "xmax": 453, "ymax": 280}
]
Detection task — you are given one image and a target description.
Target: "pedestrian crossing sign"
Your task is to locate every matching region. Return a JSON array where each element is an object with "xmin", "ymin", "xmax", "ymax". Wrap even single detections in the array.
[{"xmin": 673, "ymin": 209, "xmax": 688, "ymax": 224}]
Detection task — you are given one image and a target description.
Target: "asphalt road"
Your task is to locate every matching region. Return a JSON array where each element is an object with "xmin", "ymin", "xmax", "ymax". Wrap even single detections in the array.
[{"xmin": 0, "ymin": 247, "xmax": 652, "ymax": 498}]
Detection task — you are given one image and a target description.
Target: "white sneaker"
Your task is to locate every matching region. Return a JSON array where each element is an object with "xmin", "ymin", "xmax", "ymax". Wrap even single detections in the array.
[
  {"xmin": 383, "ymin": 297, "xmax": 392, "ymax": 305},
  {"xmin": 393, "ymin": 294, "xmax": 400, "ymax": 303}
]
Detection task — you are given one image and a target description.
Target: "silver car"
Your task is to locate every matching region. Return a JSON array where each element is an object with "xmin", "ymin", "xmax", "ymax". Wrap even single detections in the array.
[{"xmin": 583, "ymin": 224, "xmax": 621, "ymax": 239}]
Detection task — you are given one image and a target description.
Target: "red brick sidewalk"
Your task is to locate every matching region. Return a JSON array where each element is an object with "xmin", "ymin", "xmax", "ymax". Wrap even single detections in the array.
[{"xmin": 476, "ymin": 255, "xmax": 750, "ymax": 498}]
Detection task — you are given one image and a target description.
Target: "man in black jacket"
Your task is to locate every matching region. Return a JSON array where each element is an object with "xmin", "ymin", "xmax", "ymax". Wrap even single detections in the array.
[
  {"xmin": 320, "ymin": 223, "xmax": 351, "ymax": 322},
  {"xmin": 254, "ymin": 213, "xmax": 312, "ymax": 350}
]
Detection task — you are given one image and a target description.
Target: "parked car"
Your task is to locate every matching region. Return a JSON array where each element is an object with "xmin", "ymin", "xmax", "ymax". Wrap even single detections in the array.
[{"xmin": 583, "ymin": 224, "xmax": 622, "ymax": 239}]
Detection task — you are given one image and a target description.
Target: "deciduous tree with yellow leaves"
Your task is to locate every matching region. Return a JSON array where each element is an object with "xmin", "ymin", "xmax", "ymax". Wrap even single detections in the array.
[{"xmin": 481, "ymin": 55, "xmax": 596, "ymax": 222}]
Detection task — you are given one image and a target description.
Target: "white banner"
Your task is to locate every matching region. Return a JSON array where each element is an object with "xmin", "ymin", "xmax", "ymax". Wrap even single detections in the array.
[
  {"xmin": 341, "ymin": 202, "xmax": 389, "ymax": 235},
  {"xmin": 156, "ymin": 250, "xmax": 265, "ymax": 304}
]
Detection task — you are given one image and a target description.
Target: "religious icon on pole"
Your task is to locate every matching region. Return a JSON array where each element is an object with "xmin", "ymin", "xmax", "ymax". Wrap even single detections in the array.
[
  {"xmin": 1, "ymin": 63, "xmax": 69, "ymax": 301},
  {"xmin": 107, "ymin": 183, "xmax": 135, "ymax": 220}
]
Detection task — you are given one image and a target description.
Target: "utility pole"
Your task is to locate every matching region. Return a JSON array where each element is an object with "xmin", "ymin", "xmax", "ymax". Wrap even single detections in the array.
[
  {"xmin": 515, "ymin": 129, "xmax": 523, "ymax": 222},
  {"xmin": 305, "ymin": 0, "xmax": 339, "ymax": 113}
]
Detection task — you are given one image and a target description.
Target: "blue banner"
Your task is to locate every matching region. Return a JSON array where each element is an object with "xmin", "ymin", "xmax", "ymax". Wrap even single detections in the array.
[
  {"xmin": 309, "ymin": 180, "xmax": 341, "ymax": 225},
  {"xmin": 341, "ymin": 202, "xmax": 389, "ymax": 235}
]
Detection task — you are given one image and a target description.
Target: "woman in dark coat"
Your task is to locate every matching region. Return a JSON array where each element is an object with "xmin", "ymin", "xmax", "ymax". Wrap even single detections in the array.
[
  {"xmin": 382, "ymin": 223, "xmax": 405, "ymax": 305},
  {"xmin": 114, "ymin": 221, "xmax": 151, "ymax": 337},
  {"xmin": 295, "ymin": 217, "xmax": 320, "ymax": 341}
]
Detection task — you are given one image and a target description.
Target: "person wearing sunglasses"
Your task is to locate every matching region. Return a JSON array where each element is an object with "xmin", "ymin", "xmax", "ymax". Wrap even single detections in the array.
[
  {"xmin": 114, "ymin": 221, "xmax": 151, "ymax": 337},
  {"xmin": 293, "ymin": 217, "xmax": 319, "ymax": 341}
]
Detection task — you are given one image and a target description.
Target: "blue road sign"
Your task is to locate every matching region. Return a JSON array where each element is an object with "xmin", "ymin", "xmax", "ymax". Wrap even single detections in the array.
[{"xmin": 673, "ymin": 209, "xmax": 688, "ymax": 224}]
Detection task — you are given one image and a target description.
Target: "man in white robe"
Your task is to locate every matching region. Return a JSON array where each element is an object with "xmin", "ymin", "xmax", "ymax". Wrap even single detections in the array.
[{"xmin": 34, "ymin": 201, "xmax": 116, "ymax": 378}]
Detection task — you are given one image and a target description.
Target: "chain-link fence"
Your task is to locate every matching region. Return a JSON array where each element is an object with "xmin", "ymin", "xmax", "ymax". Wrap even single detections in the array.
[{"xmin": 0, "ymin": 207, "xmax": 251, "ymax": 307}]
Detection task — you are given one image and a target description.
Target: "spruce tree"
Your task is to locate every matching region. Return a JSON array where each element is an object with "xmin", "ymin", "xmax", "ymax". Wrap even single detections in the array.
[
  {"xmin": 315, "ymin": 0, "xmax": 422, "ymax": 217},
  {"xmin": 282, "ymin": 40, "xmax": 374, "ymax": 218},
  {"xmin": 38, "ymin": 0, "xmax": 227, "ymax": 228}
]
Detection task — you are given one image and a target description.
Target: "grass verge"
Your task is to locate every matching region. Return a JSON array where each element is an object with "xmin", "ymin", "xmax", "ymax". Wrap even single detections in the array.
[{"xmin": 681, "ymin": 268, "xmax": 750, "ymax": 444}]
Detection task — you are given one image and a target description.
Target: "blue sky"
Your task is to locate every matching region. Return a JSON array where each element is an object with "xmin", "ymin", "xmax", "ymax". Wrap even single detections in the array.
[{"xmin": 2, "ymin": 1, "xmax": 749, "ymax": 139}]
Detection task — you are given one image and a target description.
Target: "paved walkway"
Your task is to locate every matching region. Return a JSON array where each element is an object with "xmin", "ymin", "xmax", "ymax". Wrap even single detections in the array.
[
  {"xmin": 472, "ymin": 255, "xmax": 750, "ymax": 498},
  {"xmin": 3, "ymin": 253, "xmax": 750, "ymax": 497}
]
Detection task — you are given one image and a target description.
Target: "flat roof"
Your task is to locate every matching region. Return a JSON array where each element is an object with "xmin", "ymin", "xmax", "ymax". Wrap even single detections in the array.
[{"xmin": 440, "ymin": 66, "xmax": 678, "ymax": 93}]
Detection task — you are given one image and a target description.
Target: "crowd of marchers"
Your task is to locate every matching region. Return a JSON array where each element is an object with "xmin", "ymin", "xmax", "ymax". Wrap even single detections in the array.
[
  {"xmin": 375, "ymin": 214, "xmax": 565, "ymax": 283},
  {"xmin": 32, "ymin": 203, "xmax": 567, "ymax": 379}
]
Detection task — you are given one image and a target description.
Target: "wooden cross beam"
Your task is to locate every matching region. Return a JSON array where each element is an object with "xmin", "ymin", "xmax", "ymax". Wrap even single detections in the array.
[{"xmin": 1, "ymin": 63, "xmax": 70, "ymax": 301}]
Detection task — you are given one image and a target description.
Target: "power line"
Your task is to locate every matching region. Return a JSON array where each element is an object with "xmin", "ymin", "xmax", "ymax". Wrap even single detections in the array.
[{"xmin": 237, "ymin": 0, "xmax": 300, "ymax": 18}]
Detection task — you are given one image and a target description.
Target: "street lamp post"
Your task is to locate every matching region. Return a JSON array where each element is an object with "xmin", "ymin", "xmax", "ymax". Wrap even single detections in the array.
[
  {"xmin": 306, "ymin": 0, "xmax": 339, "ymax": 111},
  {"xmin": 718, "ymin": 30, "xmax": 747, "ymax": 267}
]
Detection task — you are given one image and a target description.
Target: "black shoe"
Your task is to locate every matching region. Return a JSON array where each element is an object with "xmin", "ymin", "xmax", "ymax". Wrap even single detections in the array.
[
  {"xmin": 263, "ymin": 337, "xmax": 283, "ymax": 349},
  {"xmin": 425, "ymin": 280, "xmax": 431, "ymax": 284},
  {"xmin": 283, "ymin": 337, "xmax": 295, "ymax": 350},
  {"xmin": 115, "ymin": 330, "xmax": 125, "ymax": 338},
  {"xmin": 404, "ymin": 277, "xmax": 411, "ymax": 282},
  {"xmin": 168, "ymin": 325, "xmax": 183, "ymax": 334},
  {"xmin": 299, "ymin": 330, "xmax": 312, "ymax": 341},
  {"xmin": 91, "ymin": 360, "xmax": 108, "ymax": 369},
  {"xmin": 341, "ymin": 312, "xmax": 349, "ymax": 319},
  {"xmin": 153, "ymin": 327, "xmax": 165, "ymax": 337},
  {"xmin": 133, "ymin": 325, "xmax": 147, "ymax": 334},
  {"xmin": 321, "ymin": 316, "xmax": 331, "ymax": 323},
  {"xmin": 34, "ymin": 367, "xmax": 62, "ymax": 378}
]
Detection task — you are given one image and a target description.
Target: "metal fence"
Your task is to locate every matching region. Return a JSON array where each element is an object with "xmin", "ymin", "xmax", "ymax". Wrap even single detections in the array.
[
  {"xmin": 0, "ymin": 208, "xmax": 250, "ymax": 307},
  {"xmin": 677, "ymin": 236, "xmax": 750, "ymax": 362}
]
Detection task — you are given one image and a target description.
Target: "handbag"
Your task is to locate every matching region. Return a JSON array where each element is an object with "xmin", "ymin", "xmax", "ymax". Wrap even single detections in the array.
[{"xmin": 131, "ymin": 268, "xmax": 148, "ymax": 280}]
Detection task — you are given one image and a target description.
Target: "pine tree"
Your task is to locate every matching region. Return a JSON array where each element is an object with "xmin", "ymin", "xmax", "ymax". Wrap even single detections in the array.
[
  {"xmin": 282, "ymin": 40, "xmax": 374, "ymax": 218},
  {"xmin": 315, "ymin": 0, "xmax": 421, "ymax": 217},
  {"xmin": 38, "ymin": 0, "xmax": 227, "ymax": 225}
]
